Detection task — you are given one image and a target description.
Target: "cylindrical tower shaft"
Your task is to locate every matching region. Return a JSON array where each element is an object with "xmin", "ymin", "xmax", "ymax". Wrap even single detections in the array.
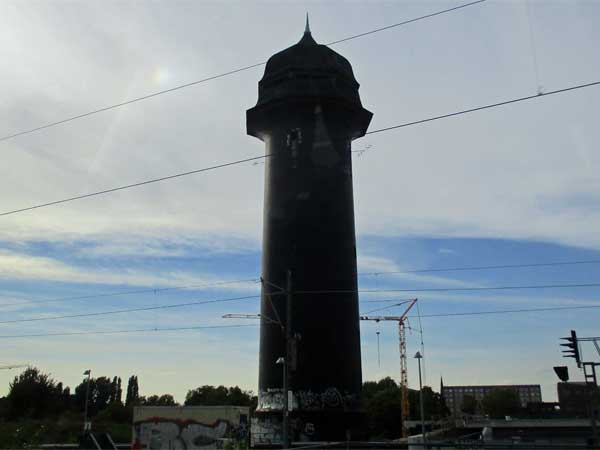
[{"xmin": 247, "ymin": 23, "xmax": 372, "ymax": 443}]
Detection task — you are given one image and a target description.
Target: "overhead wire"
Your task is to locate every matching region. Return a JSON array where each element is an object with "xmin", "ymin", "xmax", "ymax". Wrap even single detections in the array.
[
  {"xmin": 358, "ymin": 259, "xmax": 600, "ymax": 277},
  {"xmin": 2, "ymin": 303, "xmax": 600, "ymax": 340},
  {"xmin": 0, "ymin": 154, "xmax": 270, "ymax": 217},
  {"xmin": 0, "ymin": 0, "xmax": 487, "ymax": 143},
  {"xmin": 1, "ymin": 259, "xmax": 597, "ymax": 310},
  {"xmin": 364, "ymin": 80, "xmax": 600, "ymax": 136},
  {"xmin": 294, "ymin": 282, "xmax": 600, "ymax": 295},
  {"xmin": 2, "ymin": 79, "xmax": 599, "ymax": 218},
  {"xmin": 3, "ymin": 282, "xmax": 600, "ymax": 325},
  {"xmin": 0, "ymin": 294, "xmax": 263, "ymax": 325},
  {"xmin": 0, "ymin": 324, "xmax": 258, "ymax": 339},
  {"xmin": 412, "ymin": 304, "xmax": 600, "ymax": 318},
  {"xmin": 0, "ymin": 277, "xmax": 260, "ymax": 310}
]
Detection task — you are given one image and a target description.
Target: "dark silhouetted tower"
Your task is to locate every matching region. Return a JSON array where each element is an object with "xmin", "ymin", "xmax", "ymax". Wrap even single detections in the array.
[{"xmin": 247, "ymin": 19, "xmax": 372, "ymax": 443}]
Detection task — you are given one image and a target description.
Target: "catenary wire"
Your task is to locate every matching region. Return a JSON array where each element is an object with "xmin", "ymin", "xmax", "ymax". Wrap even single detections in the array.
[
  {"xmin": 2, "ymin": 303, "xmax": 599, "ymax": 340},
  {"xmin": 0, "ymin": 83, "xmax": 592, "ymax": 215},
  {"xmin": 3, "ymin": 282, "xmax": 600, "ymax": 325},
  {"xmin": 410, "ymin": 304, "xmax": 600, "ymax": 318},
  {"xmin": 2, "ymin": 259, "xmax": 598, "ymax": 310},
  {"xmin": 0, "ymin": 324, "xmax": 258, "ymax": 339},
  {"xmin": 0, "ymin": 0, "xmax": 486, "ymax": 143},
  {"xmin": 358, "ymin": 259, "xmax": 600, "ymax": 277},
  {"xmin": 365, "ymin": 80, "xmax": 600, "ymax": 135},
  {"xmin": 0, "ymin": 154, "xmax": 270, "ymax": 217},
  {"xmin": 294, "ymin": 282, "xmax": 600, "ymax": 295},
  {"xmin": 0, "ymin": 277, "xmax": 260, "ymax": 310},
  {"xmin": 0, "ymin": 294, "xmax": 264, "ymax": 325},
  {"xmin": 2, "ymin": 79, "xmax": 599, "ymax": 218}
]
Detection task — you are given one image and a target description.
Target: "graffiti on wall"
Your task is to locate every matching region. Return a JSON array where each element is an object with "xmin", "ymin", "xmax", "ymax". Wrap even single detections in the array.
[
  {"xmin": 133, "ymin": 417, "xmax": 246, "ymax": 450},
  {"xmin": 257, "ymin": 387, "xmax": 359, "ymax": 412}
]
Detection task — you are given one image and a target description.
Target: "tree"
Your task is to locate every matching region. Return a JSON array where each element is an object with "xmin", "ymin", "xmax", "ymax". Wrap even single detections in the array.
[
  {"xmin": 481, "ymin": 388, "xmax": 520, "ymax": 419},
  {"xmin": 7, "ymin": 367, "xmax": 61, "ymax": 418},
  {"xmin": 142, "ymin": 394, "xmax": 178, "ymax": 406},
  {"xmin": 184, "ymin": 385, "xmax": 252, "ymax": 406},
  {"xmin": 461, "ymin": 394, "xmax": 478, "ymax": 415},
  {"xmin": 125, "ymin": 375, "xmax": 140, "ymax": 406},
  {"xmin": 73, "ymin": 376, "xmax": 114, "ymax": 416},
  {"xmin": 362, "ymin": 378, "xmax": 402, "ymax": 439}
]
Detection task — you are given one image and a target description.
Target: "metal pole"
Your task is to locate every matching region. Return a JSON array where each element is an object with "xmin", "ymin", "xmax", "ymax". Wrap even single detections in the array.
[
  {"xmin": 83, "ymin": 370, "xmax": 91, "ymax": 432},
  {"xmin": 282, "ymin": 358, "xmax": 289, "ymax": 448},
  {"xmin": 588, "ymin": 363, "xmax": 598, "ymax": 445},
  {"xmin": 376, "ymin": 331, "xmax": 381, "ymax": 367},
  {"xmin": 418, "ymin": 357, "xmax": 426, "ymax": 448},
  {"xmin": 283, "ymin": 269, "xmax": 292, "ymax": 449}
]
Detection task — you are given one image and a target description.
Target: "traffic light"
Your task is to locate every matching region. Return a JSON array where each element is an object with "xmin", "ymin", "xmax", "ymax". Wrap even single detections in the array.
[{"xmin": 560, "ymin": 330, "xmax": 581, "ymax": 368}]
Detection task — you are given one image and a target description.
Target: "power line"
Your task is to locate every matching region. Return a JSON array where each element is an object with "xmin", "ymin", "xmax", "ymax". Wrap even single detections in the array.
[
  {"xmin": 3, "ymin": 78, "xmax": 599, "ymax": 218},
  {"xmin": 0, "ymin": 323, "xmax": 257, "ymax": 339},
  {"xmin": 326, "ymin": 0, "xmax": 486, "ymax": 45},
  {"xmin": 412, "ymin": 304, "xmax": 600, "ymax": 318},
  {"xmin": 4, "ymin": 282, "xmax": 600, "ymax": 325},
  {"xmin": 365, "ymin": 80, "xmax": 600, "ymax": 135},
  {"xmin": 0, "ymin": 0, "xmax": 486, "ymax": 143},
  {"xmin": 0, "ymin": 294, "xmax": 263, "ymax": 325},
  {"xmin": 0, "ymin": 154, "xmax": 269, "ymax": 217},
  {"xmin": 2, "ymin": 302, "xmax": 599, "ymax": 340},
  {"xmin": 294, "ymin": 282, "xmax": 600, "ymax": 295},
  {"xmin": 0, "ymin": 277, "xmax": 260, "ymax": 310},
  {"xmin": 358, "ymin": 260, "xmax": 600, "ymax": 277},
  {"xmin": 2, "ymin": 259, "xmax": 597, "ymax": 310}
]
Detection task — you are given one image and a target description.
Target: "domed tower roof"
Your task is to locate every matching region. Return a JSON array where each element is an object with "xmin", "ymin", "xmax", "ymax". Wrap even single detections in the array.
[
  {"xmin": 253, "ymin": 19, "xmax": 364, "ymax": 108},
  {"xmin": 247, "ymin": 18, "xmax": 372, "ymax": 140}
]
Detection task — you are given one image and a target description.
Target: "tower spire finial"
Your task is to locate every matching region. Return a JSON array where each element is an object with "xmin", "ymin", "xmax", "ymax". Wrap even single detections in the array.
[{"xmin": 305, "ymin": 13, "xmax": 310, "ymax": 34}]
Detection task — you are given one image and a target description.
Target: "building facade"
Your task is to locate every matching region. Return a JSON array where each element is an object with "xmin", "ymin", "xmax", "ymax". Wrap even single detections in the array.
[
  {"xmin": 557, "ymin": 382, "xmax": 589, "ymax": 417},
  {"xmin": 443, "ymin": 384, "xmax": 542, "ymax": 416}
]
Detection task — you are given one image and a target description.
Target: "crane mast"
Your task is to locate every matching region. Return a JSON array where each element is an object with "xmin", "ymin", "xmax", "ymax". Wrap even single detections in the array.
[{"xmin": 360, "ymin": 298, "xmax": 418, "ymax": 438}]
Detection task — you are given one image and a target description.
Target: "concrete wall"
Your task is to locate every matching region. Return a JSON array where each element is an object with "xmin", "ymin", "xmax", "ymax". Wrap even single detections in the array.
[{"xmin": 132, "ymin": 406, "xmax": 249, "ymax": 449}]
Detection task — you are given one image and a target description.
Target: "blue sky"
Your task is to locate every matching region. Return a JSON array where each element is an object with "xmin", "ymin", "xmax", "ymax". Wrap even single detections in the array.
[{"xmin": 1, "ymin": 0, "xmax": 599, "ymax": 403}]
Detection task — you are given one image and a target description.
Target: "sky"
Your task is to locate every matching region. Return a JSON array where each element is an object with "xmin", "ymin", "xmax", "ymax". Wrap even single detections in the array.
[{"xmin": 0, "ymin": 0, "xmax": 599, "ymax": 404}]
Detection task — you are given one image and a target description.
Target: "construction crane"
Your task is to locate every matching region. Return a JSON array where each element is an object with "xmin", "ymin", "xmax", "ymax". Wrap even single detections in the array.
[
  {"xmin": 224, "ymin": 299, "xmax": 419, "ymax": 437},
  {"xmin": 360, "ymin": 298, "xmax": 418, "ymax": 438}
]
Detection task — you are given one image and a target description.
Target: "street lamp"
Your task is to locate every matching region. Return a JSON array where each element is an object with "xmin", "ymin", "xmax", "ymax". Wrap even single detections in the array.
[
  {"xmin": 275, "ymin": 357, "xmax": 289, "ymax": 449},
  {"xmin": 414, "ymin": 352, "xmax": 426, "ymax": 447},
  {"xmin": 83, "ymin": 369, "xmax": 92, "ymax": 432}
]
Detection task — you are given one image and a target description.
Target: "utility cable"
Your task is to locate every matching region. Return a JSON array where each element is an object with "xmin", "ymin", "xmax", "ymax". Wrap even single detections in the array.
[
  {"xmin": 411, "ymin": 304, "xmax": 600, "ymax": 318},
  {"xmin": 0, "ymin": 277, "xmax": 260, "ymax": 310},
  {"xmin": 0, "ymin": 154, "xmax": 270, "ymax": 217},
  {"xmin": 0, "ymin": 323, "xmax": 258, "ymax": 339},
  {"xmin": 0, "ymin": 0, "xmax": 486, "ymax": 143},
  {"xmin": 3, "ymin": 303, "xmax": 600, "ymax": 340},
  {"xmin": 2, "ymin": 79, "xmax": 599, "ymax": 218},
  {"xmin": 294, "ymin": 282, "xmax": 600, "ymax": 295},
  {"xmin": 0, "ymin": 294, "xmax": 264, "ymax": 325},
  {"xmin": 358, "ymin": 259, "xmax": 600, "ymax": 277},
  {"xmin": 2, "ymin": 259, "xmax": 597, "ymax": 310},
  {"xmin": 365, "ymin": 80, "xmax": 600, "ymax": 135},
  {"xmin": 4, "ymin": 282, "xmax": 600, "ymax": 325}
]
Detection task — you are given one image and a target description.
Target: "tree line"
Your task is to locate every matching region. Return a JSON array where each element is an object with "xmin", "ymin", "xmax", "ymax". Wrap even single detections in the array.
[{"xmin": 0, "ymin": 367, "xmax": 255, "ymax": 422}]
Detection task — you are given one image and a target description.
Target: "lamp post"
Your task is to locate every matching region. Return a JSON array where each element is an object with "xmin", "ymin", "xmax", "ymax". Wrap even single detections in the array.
[
  {"xmin": 276, "ymin": 357, "xmax": 289, "ymax": 448},
  {"xmin": 414, "ymin": 352, "xmax": 426, "ymax": 448},
  {"xmin": 83, "ymin": 369, "xmax": 92, "ymax": 432}
]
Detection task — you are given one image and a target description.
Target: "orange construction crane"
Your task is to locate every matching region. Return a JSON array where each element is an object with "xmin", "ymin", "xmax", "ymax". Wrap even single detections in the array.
[{"xmin": 360, "ymin": 298, "xmax": 418, "ymax": 438}]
